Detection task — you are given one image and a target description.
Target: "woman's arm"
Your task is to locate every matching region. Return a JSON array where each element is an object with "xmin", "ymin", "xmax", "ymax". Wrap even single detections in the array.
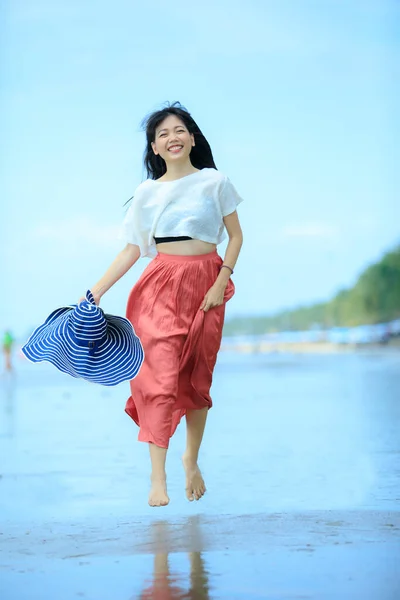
[
  {"xmin": 214, "ymin": 211, "xmax": 243, "ymax": 288},
  {"xmin": 85, "ymin": 243, "xmax": 141, "ymax": 305},
  {"xmin": 200, "ymin": 211, "xmax": 243, "ymax": 312}
]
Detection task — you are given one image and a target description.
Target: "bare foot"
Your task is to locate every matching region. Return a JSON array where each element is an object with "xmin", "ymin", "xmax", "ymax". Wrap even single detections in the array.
[
  {"xmin": 182, "ymin": 454, "xmax": 206, "ymax": 501},
  {"xmin": 149, "ymin": 477, "xmax": 169, "ymax": 507}
]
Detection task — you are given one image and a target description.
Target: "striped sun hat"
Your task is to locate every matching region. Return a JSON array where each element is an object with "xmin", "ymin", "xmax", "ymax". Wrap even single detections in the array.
[{"xmin": 22, "ymin": 290, "xmax": 144, "ymax": 386}]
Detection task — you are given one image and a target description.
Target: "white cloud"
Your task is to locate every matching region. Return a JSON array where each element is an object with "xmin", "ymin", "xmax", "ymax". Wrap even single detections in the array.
[
  {"xmin": 2, "ymin": 218, "xmax": 122, "ymax": 274},
  {"xmin": 281, "ymin": 223, "xmax": 338, "ymax": 239},
  {"xmin": 31, "ymin": 217, "xmax": 121, "ymax": 248}
]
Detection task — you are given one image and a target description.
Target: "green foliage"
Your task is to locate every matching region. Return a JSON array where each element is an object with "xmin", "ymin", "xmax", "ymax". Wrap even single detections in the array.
[{"xmin": 224, "ymin": 245, "xmax": 400, "ymax": 336}]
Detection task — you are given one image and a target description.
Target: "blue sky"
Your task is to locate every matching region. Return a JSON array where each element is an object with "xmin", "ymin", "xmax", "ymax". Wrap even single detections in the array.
[{"xmin": 1, "ymin": 0, "xmax": 399, "ymax": 337}]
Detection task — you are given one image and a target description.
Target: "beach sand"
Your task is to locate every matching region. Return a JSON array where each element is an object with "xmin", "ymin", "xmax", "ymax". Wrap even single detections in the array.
[{"xmin": 1, "ymin": 352, "xmax": 399, "ymax": 598}]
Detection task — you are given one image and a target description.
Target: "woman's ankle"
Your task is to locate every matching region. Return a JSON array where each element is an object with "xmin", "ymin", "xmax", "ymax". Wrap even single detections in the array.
[
  {"xmin": 182, "ymin": 451, "xmax": 198, "ymax": 465},
  {"xmin": 151, "ymin": 472, "xmax": 167, "ymax": 482}
]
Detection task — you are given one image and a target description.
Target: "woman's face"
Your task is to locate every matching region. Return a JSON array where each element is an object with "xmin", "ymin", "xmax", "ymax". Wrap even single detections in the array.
[{"xmin": 151, "ymin": 115, "xmax": 195, "ymax": 164}]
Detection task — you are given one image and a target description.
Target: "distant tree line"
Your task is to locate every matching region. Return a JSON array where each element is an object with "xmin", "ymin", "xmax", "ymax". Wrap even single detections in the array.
[{"xmin": 224, "ymin": 245, "xmax": 400, "ymax": 336}]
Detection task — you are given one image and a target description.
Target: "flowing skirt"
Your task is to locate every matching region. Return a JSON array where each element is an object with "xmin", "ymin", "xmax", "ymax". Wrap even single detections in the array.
[{"xmin": 125, "ymin": 250, "xmax": 235, "ymax": 448}]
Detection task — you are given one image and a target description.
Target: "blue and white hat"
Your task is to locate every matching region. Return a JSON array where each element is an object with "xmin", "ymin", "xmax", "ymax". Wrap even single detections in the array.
[{"xmin": 22, "ymin": 290, "xmax": 144, "ymax": 386}]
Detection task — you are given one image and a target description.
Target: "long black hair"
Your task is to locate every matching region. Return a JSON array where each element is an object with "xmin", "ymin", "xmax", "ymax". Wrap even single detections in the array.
[{"xmin": 140, "ymin": 101, "xmax": 217, "ymax": 180}]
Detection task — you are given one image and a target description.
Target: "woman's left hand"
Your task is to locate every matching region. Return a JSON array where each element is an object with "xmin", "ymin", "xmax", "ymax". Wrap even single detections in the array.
[{"xmin": 200, "ymin": 282, "xmax": 226, "ymax": 312}]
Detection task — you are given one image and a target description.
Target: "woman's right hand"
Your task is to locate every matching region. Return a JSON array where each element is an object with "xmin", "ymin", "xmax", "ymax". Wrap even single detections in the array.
[{"xmin": 78, "ymin": 293, "xmax": 101, "ymax": 306}]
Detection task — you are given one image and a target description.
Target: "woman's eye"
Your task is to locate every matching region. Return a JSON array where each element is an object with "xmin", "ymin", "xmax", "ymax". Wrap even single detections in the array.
[{"xmin": 159, "ymin": 130, "xmax": 184, "ymax": 137}]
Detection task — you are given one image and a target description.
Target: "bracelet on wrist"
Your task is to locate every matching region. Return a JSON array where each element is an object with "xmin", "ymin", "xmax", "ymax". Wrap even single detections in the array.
[{"xmin": 220, "ymin": 264, "xmax": 234, "ymax": 275}]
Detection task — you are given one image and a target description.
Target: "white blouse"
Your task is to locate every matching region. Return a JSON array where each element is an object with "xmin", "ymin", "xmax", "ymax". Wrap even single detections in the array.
[{"xmin": 120, "ymin": 167, "xmax": 244, "ymax": 258}]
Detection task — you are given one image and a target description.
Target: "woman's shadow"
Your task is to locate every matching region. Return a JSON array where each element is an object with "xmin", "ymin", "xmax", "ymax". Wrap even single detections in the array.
[{"xmin": 134, "ymin": 516, "xmax": 210, "ymax": 599}]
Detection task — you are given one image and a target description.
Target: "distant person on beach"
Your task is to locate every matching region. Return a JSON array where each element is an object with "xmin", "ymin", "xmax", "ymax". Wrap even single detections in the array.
[
  {"xmin": 80, "ymin": 102, "xmax": 244, "ymax": 507},
  {"xmin": 2, "ymin": 330, "xmax": 15, "ymax": 373}
]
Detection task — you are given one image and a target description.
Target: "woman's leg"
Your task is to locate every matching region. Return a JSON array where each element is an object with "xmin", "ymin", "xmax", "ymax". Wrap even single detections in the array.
[
  {"xmin": 182, "ymin": 407, "xmax": 208, "ymax": 501},
  {"xmin": 148, "ymin": 443, "xmax": 169, "ymax": 507}
]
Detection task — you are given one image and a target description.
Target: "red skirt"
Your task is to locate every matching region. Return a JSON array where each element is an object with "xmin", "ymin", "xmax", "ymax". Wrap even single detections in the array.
[{"xmin": 125, "ymin": 250, "xmax": 235, "ymax": 448}]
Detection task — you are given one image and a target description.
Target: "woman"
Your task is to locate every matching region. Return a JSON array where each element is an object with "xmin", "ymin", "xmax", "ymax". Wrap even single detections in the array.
[{"xmin": 86, "ymin": 102, "xmax": 243, "ymax": 507}]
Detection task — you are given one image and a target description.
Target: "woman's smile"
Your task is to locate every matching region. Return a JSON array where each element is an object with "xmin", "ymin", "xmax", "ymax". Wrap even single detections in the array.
[{"xmin": 168, "ymin": 144, "xmax": 183, "ymax": 154}]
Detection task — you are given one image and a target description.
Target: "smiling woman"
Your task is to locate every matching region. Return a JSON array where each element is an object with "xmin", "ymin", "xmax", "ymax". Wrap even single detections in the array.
[
  {"xmin": 85, "ymin": 101, "xmax": 244, "ymax": 508},
  {"xmin": 141, "ymin": 104, "xmax": 217, "ymax": 181},
  {"xmin": 153, "ymin": 119, "xmax": 195, "ymax": 163}
]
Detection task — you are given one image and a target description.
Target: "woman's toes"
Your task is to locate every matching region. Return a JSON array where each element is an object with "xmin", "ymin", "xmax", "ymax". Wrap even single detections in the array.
[
  {"xmin": 149, "ymin": 479, "xmax": 169, "ymax": 507},
  {"xmin": 183, "ymin": 456, "xmax": 206, "ymax": 502}
]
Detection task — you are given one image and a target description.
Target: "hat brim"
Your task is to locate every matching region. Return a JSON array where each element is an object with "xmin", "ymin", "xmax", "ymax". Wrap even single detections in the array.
[{"xmin": 22, "ymin": 307, "xmax": 144, "ymax": 386}]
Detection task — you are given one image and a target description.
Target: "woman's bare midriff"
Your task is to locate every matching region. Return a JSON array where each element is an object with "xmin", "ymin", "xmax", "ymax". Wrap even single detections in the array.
[{"xmin": 155, "ymin": 239, "xmax": 216, "ymax": 256}]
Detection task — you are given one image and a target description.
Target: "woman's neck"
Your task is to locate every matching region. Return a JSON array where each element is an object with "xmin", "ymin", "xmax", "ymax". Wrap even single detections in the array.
[{"xmin": 161, "ymin": 162, "xmax": 199, "ymax": 181}]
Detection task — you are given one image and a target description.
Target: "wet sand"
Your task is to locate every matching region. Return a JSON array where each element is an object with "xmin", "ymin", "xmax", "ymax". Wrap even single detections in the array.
[
  {"xmin": 1, "ymin": 512, "xmax": 399, "ymax": 599},
  {"xmin": 1, "ymin": 352, "xmax": 399, "ymax": 598}
]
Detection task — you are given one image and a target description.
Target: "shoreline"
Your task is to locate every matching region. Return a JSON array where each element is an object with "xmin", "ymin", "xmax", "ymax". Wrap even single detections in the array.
[{"xmin": 220, "ymin": 340, "xmax": 400, "ymax": 354}]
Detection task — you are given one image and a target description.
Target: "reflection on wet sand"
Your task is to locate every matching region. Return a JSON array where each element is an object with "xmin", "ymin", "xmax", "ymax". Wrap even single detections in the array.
[
  {"xmin": 0, "ymin": 376, "xmax": 16, "ymax": 439},
  {"xmin": 134, "ymin": 518, "xmax": 210, "ymax": 599}
]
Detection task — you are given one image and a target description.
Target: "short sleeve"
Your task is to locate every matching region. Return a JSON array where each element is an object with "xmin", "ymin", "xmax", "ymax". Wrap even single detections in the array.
[
  {"xmin": 120, "ymin": 203, "xmax": 139, "ymax": 246},
  {"xmin": 118, "ymin": 184, "xmax": 156, "ymax": 257},
  {"xmin": 218, "ymin": 175, "xmax": 244, "ymax": 217}
]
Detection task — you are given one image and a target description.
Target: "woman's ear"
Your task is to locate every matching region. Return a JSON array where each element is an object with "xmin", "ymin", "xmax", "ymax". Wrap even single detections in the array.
[
  {"xmin": 191, "ymin": 133, "xmax": 195, "ymax": 147},
  {"xmin": 151, "ymin": 141, "xmax": 158, "ymax": 155}
]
